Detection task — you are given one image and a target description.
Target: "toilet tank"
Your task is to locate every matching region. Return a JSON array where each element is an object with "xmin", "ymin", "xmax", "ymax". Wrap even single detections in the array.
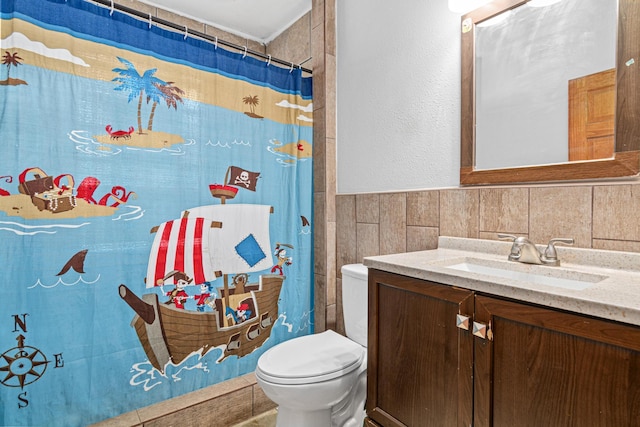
[{"xmin": 341, "ymin": 263, "xmax": 368, "ymax": 347}]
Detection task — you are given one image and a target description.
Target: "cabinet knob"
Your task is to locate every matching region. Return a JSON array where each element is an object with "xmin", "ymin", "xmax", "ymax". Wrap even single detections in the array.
[
  {"xmin": 456, "ymin": 314, "xmax": 470, "ymax": 330},
  {"xmin": 473, "ymin": 321, "xmax": 493, "ymax": 341}
]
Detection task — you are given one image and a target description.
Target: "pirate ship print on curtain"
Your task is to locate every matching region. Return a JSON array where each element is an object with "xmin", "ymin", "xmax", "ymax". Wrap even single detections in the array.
[{"xmin": 119, "ymin": 166, "xmax": 288, "ymax": 373}]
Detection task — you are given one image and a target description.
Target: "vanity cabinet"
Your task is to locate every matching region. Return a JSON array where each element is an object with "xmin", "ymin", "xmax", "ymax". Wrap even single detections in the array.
[
  {"xmin": 366, "ymin": 269, "xmax": 475, "ymax": 426},
  {"xmin": 366, "ymin": 269, "xmax": 640, "ymax": 427}
]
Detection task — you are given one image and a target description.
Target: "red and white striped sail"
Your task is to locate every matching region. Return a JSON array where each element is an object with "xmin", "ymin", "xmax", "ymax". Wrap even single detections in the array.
[
  {"xmin": 146, "ymin": 217, "xmax": 216, "ymax": 288},
  {"xmin": 181, "ymin": 204, "xmax": 273, "ymax": 275}
]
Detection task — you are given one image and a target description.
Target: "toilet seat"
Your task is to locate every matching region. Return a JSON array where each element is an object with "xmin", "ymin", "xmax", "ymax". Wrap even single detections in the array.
[{"xmin": 256, "ymin": 330, "xmax": 365, "ymax": 385}]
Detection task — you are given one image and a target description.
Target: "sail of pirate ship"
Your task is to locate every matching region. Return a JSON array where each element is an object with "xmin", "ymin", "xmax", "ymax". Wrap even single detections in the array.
[{"xmin": 119, "ymin": 166, "xmax": 285, "ymax": 374}]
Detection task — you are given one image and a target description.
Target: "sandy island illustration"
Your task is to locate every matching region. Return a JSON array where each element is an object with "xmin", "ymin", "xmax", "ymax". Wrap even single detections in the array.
[{"xmin": 0, "ymin": 167, "xmax": 135, "ymax": 219}]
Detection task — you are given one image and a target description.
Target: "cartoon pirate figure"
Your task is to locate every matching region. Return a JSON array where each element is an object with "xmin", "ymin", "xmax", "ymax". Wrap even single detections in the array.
[
  {"xmin": 162, "ymin": 270, "xmax": 192, "ymax": 309},
  {"xmin": 194, "ymin": 282, "xmax": 213, "ymax": 312},
  {"xmin": 235, "ymin": 303, "xmax": 252, "ymax": 323},
  {"xmin": 225, "ymin": 302, "xmax": 252, "ymax": 324},
  {"xmin": 271, "ymin": 243, "xmax": 293, "ymax": 275}
]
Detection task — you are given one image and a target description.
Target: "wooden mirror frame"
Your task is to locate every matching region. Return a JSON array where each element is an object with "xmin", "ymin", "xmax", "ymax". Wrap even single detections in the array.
[{"xmin": 460, "ymin": 0, "xmax": 640, "ymax": 186}]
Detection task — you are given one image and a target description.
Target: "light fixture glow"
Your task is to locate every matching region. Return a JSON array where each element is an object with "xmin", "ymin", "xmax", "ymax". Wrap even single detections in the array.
[{"xmin": 448, "ymin": 0, "xmax": 492, "ymax": 14}]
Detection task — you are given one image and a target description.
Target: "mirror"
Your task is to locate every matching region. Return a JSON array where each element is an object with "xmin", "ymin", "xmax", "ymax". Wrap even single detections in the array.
[{"xmin": 460, "ymin": 0, "xmax": 640, "ymax": 185}]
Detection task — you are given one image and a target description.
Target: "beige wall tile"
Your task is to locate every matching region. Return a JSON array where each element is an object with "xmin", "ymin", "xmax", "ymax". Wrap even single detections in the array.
[
  {"xmin": 314, "ymin": 273, "xmax": 327, "ymax": 332},
  {"xmin": 266, "ymin": 13, "xmax": 311, "ymax": 66},
  {"xmin": 593, "ymin": 184, "xmax": 640, "ymax": 241},
  {"xmin": 380, "ymin": 193, "xmax": 407, "ymax": 255},
  {"xmin": 121, "ymin": 0, "xmax": 156, "ymax": 15},
  {"xmin": 325, "ymin": 54, "xmax": 337, "ymax": 140},
  {"xmin": 356, "ymin": 223, "xmax": 380, "ymax": 262},
  {"xmin": 479, "ymin": 187, "xmax": 529, "ymax": 235},
  {"xmin": 529, "ymin": 186, "xmax": 592, "ymax": 248},
  {"xmin": 324, "ymin": 0, "xmax": 336, "ymax": 57},
  {"xmin": 137, "ymin": 376, "xmax": 251, "ymax": 421},
  {"xmin": 90, "ymin": 411, "xmax": 142, "ymax": 427},
  {"xmin": 440, "ymin": 189, "xmax": 480, "ymax": 238},
  {"xmin": 407, "ymin": 226, "xmax": 439, "ymax": 252},
  {"xmin": 311, "ymin": 44, "xmax": 326, "ymax": 108},
  {"xmin": 201, "ymin": 28, "xmax": 265, "ymax": 54},
  {"xmin": 314, "ymin": 192, "xmax": 326, "ymax": 274},
  {"xmin": 202, "ymin": 25, "xmax": 264, "ymax": 54},
  {"xmin": 407, "ymin": 190, "xmax": 439, "ymax": 227},
  {"xmin": 143, "ymin": 388, "xmax": 253, "ymax": 427},
  {"xmin": 312, "ymin": 0, "xmax": 325, "ymax": 31},
  {"xmin": 326, "ymin": 220, "xmax": 337, "ymax": 305},
  {"xmin": 356, "ymin": 194, "xmax": 380, "ymax": 223},
  {"xmin": 336, "ymin": 195, "xmax": 357, "ymax": 275},
  {"xmin": 593, "ymin": 239, "xmax": 640, "ymax": 252},
  {"xmin": 313, "ymin": 108, "xmax": 326, "ymax": 192},
  {"xmin": 326, "ymin": 303, "xmax": 337, "ymax": 331},
  {"xmin": 326, "ymin": 138, "xmax": 337, "ymax": 221},
  {"xmin": 335, "ymin": 276, "xmax": 345, "ymax": 335}
]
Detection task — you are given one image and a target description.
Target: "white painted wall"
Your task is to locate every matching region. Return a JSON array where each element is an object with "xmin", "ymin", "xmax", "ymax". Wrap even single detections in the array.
[{"xmin": 336, "ymin": 0, "xmax": 462, "ymax": 194}]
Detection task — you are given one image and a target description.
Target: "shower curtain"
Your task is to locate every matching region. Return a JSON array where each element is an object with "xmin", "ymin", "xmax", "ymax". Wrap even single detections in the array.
[{"xmin": 0, "ymin": 0, "xmax": 313, "ymax": 425}]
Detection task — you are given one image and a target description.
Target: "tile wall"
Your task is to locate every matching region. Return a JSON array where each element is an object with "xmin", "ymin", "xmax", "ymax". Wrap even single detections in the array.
[
  {"xmin": 311, "ymin": 0, "xmax": 337, "ymax": 334},
  {"xmin": 332, "ymin": 183, "xmax": 640, "ymax": 331}
]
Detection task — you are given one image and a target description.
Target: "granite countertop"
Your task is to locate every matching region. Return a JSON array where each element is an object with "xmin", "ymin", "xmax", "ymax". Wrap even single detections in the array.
[{"xmin": 363, "ymin": 236, "xmax": 640, "ymax": 327}]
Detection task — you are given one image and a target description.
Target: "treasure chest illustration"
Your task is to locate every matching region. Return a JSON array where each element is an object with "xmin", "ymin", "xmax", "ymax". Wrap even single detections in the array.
[{"xmin": 18, "ymin": 167, "xmax": 76, "ymax": 213}]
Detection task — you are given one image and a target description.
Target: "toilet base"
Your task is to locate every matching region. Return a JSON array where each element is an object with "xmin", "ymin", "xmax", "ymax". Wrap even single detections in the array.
[{"xmin": 276, "ymin": 407, "xmax": 331, "ymax": 427}]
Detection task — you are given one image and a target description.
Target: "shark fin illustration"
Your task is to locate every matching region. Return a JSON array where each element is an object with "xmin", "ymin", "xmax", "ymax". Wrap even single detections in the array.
[{"xmin": 57, "ymin": 249, "xmax": 88, "ymax": 276}]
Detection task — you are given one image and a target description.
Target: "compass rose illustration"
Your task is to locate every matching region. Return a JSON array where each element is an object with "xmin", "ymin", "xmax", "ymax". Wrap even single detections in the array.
[{"xmin": 0, "ymin": 335, "xmax": 49, "ymax": 389}]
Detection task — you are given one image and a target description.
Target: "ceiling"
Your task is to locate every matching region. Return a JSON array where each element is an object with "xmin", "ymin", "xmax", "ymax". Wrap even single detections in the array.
[{"xmin": 136, "ymin": 0, "xmax": 312, "ymax": 44}]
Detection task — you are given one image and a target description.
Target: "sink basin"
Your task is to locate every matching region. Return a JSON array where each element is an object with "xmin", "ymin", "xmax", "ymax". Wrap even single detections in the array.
[{"xmin": 444, "ymin": 258, "xmax": 607, "ymax": 290}]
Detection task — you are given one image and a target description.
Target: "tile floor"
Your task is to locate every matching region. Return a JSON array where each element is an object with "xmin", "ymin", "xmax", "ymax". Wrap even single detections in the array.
[{"xmin": 233, "ymin": 408, "xmax": 277, "ymax": 427}]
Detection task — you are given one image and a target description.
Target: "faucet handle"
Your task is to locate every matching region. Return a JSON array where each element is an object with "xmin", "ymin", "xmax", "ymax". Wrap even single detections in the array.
[
  {"xmin": 543, "ymin": 238, "xmax": 574, "ymax": 263},
  {"xmin": 498, "ymin": 234, "xmax": 523, "ymax": 261}
]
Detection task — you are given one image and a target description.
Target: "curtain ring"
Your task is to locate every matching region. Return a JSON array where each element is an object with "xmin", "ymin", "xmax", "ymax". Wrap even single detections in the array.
[
  {"xmin": 289, "ymin": 62, "xmax": 294, "ymax": 73},
  {"xmin": 184, "ymin": 26, "xmax": 188, "ymax": 40},
  {"xmin": 110, "ymin": 0, "xmax": 114, "ymax": 16},
  {"xmin": 148, "ymin": 14, "xmax": 153, "ymax": 29},
  {"xmin": 266, "ymin": 55, "xmax": 271, "ymax": 66},
  {"xmin": 242, "ymin": 46, "xmax": 247, "ymax": 58},
  {"xmin": 214, "ymin": 36, "xmax": 218, "ymax": 50}
]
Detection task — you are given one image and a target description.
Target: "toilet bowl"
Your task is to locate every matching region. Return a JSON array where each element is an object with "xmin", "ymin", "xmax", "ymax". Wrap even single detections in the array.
[{"xmin": 255, "ymin": 263, "xmax": 369, "ymax": 427}]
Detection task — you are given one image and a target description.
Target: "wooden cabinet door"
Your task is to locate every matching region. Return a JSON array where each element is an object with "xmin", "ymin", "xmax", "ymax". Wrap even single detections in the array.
[
  {"xmin": 367, "ymin": 269, "xmax": 474, "ymax": 427},
  {"xmin": 474, "ymin": 295, "xmax": 640, "ymax": 427}
]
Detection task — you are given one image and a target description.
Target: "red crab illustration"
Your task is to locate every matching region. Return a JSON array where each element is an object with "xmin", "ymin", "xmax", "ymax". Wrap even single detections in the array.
[
  {"xmin": 0, "ymin": 175, "xmax": 12, "ymax": 196},
  {"xmin": 105, "ymin": 125, "xmax": 134, "ymax": 140}
]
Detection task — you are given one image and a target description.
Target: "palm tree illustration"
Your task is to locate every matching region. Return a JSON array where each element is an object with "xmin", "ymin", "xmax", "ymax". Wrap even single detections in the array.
[
  {"xmin": 2, "ymin": 50, "xmax": 23, "ymax": 80},
  {"xmin": 147, "ymin": 81, "xmax": 185, "ymax": 131},
  {"xmin": 112, "ymin": 57, "xmax": 166, "ymax": 134},
  {"xmin": 243, "ymin": 95, "xmax": 259, "ymax": 114}
]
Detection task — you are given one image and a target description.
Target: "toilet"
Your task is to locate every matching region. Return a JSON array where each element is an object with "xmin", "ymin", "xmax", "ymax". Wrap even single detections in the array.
[{"xmin": 255, "ymin": 263, "xmax": 368, "ymax": 427}]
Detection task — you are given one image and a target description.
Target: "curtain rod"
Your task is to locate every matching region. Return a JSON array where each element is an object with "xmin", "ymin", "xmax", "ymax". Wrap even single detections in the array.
[{"xmin": 87, "ymin": 0, "xmax": 313, "ymax": 74}]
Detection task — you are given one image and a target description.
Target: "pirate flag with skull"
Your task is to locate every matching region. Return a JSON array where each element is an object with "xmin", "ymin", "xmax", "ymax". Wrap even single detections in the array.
[{"xmin": 227, "ymin": 166, "xmax": 261, "ymax": 191}]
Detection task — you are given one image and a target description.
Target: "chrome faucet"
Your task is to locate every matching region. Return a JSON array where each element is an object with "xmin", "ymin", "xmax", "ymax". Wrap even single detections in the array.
[{"xmin": 498, "ymin": 234, "xmax": 574, "ymax": 266}]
